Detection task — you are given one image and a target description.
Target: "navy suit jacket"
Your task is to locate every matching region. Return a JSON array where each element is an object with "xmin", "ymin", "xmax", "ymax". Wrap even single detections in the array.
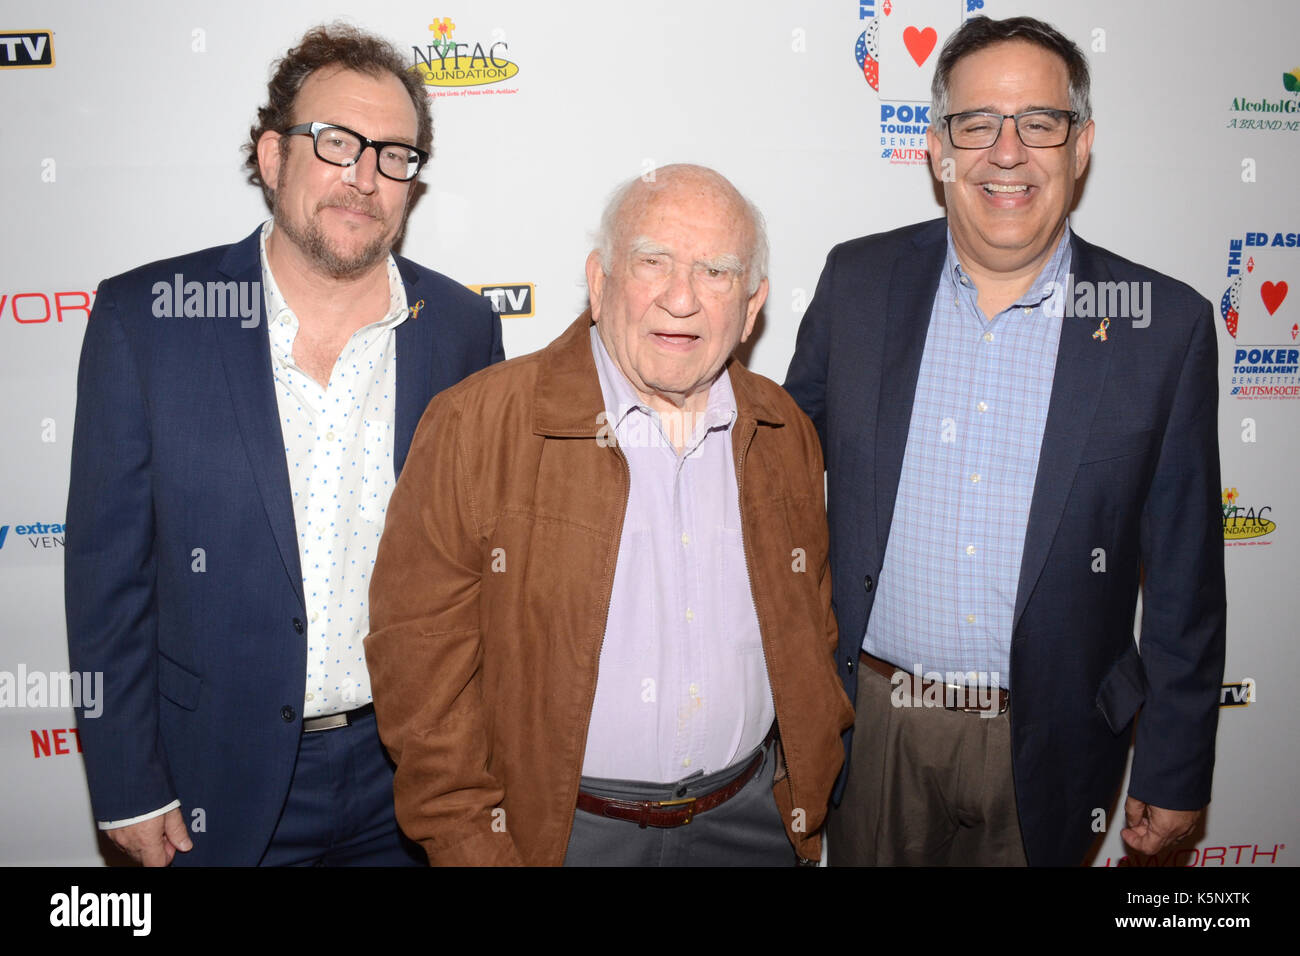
[
  {"xmin": 785, "ymin": 218, "xmax": 1226, "ymax": 865},
  {"xmin": 65, "ymin": 226, "xmax": 503, "ymax": 865}
]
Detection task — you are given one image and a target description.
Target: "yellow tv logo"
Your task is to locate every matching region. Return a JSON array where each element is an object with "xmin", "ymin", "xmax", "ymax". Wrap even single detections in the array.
[
  {"xmin": 0, "ymin": 31, "xmax": 54, "ymax": 69},
  {"xmin": 468, "ymin": 283, "xmax": 534, "ymax": 318}
]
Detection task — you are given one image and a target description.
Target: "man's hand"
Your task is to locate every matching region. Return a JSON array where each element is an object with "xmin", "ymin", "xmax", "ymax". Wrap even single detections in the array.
[
  {"xmin": 1121, "ymin": 796, "xmax": 1202, "ymax": 856},
  {"xmin": 106, "ymin": 808, "xmax": 193, "ymax": 866}
]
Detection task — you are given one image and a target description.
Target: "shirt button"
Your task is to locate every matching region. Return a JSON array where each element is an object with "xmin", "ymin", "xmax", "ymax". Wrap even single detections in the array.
[
  {"xmin": 970, "ymin": 473, "xmax": 981, "ymax": 484},
  {"xmin": 977, "ymin": 401, "xmax": 988, "ymax": 413},
  {"xmin": 279, "ymin": 314, "xmax": 291, "ymax": 326},
  {"xmin": 681, "ymin": 532, "xmax": 690, "ymax": 546},
  {"xmin": 310, "ymin": 611, "xmax": 319, "ymax": 623},
  {"xmin": 689, "ymin": 684, "xmax": 699, "ymax": 697},
  {"xmin": 966, "ymin": 614, "xmax": 976, "ymax": 624},
  {"xmin": 685, "ymin": 608, "xmax": 694, "ymax": 622},
  {"xmin": 682, "ymin": 758, "xmax": 691, "ymax": 768},
  {"xmin": 1023, "ymin": 307, "xmax": 1032, "ymax": 316},
  {"xmin": 305, "ymin": 692, "xmax": 315, "ymax": 702},
  {"xmin": 966, "ymin": 544, "xmax": 976, "ymax": 556},
  {"xmin": 325, "ymin": 430, "xmax": 335, "ymax": 442},
  {"xmin": 983, "ymin": 331, "xmax": 994, "ymax": 343}
]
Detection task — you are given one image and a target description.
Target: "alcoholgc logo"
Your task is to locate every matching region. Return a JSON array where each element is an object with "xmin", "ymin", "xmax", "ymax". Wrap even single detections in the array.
[
  {"xmin": 854, "ymin": 0, "xmax": 969, "ymax": 167},
  {"xmin": 1221, "ymin": 230, "xmax": 1298, "ymax": 399},
  {"xmin": 1221, "ymin": 487, "xmax": 1276, "ymax": 545},
  {"xmin": 1225, "ymin": 67, "xmax": 1300, "ymax": 132},
  {"xmin": 410, "ymin": 16, "xmax": 519, "ymax": 95}
]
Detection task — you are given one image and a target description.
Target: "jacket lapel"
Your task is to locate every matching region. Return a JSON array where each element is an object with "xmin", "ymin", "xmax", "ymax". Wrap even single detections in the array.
[
  {"xmin": 1013, "ymin": 235, "xmax": 1115, "ymax": 628},
  {"xmin": 874, "ymin": 227, "xmax": 946, "ymax": 559},
  {"xmin": 211, "ymin": 228, "xmax": 304, "ymax": 608},
  {"xmin": 393, "ymin": 257, "xmax": 436, "ymax": 476}
]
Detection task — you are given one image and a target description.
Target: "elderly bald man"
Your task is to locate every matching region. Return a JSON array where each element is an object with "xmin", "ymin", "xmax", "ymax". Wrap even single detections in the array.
[{"xmin": 366, "ymin": 164, "xmax": 853, "ymax": 866}]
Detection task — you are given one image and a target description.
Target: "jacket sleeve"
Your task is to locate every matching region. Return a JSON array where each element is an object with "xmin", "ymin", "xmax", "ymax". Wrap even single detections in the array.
[
  {"xmin": 64, "ymin": 280, "xmax": 178, "ymax": 822},
  {"xmin": 1129, "ymin": 297, "xmax": 1226, "ymax": 809},
  {"xmin": 783, "ymin": 245, "xmax": 840, "ymax": 451},
  {"xmin": 365, "ymin": 389, "xmax": 524, "ymax": 866}
]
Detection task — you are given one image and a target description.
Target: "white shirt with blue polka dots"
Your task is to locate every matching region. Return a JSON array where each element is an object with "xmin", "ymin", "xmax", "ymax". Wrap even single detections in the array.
[{"xmin": 259, "ymin": 221, "xmax": 410, "ymax": 718}]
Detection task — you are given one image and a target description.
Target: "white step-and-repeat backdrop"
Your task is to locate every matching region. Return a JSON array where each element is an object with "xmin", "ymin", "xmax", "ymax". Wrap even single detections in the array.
[{"xmin": 1, "ymin": 0, "xmax": 1295, "ymax": 866}]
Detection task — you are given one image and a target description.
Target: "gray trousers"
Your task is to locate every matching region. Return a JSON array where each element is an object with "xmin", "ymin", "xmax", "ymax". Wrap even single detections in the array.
[
  {"xmin": 564, "ymin": 739, "xmax": 795, "ymax": 866},
  {"xmin": 829, "ymin": 665, "xmax": 1028, "ymax": 866}
]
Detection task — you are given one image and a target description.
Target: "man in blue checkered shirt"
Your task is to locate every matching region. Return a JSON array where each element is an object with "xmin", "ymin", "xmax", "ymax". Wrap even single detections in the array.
[{"xmin": 786, "ymin": 15, "xmax": 1225, "ymax": 866}]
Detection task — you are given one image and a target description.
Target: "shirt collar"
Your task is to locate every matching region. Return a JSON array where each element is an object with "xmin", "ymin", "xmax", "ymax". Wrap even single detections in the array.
[
  {"xmin": 945, "ymin": 222, "xmax": 1074, "ymax": 311},
  {"xmin": 588, "ymin": 324, "xmax": 737, "ymax": 439}
]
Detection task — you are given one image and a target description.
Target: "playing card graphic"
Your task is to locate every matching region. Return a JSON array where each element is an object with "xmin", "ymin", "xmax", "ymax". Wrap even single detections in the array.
[
  {"xmin": 855, "ymin": 0, "xmax": 962, "ymax": 101},
  {"xmin": 1221, "ymin": 248, "xmax": 1292, "ymax": 340}
]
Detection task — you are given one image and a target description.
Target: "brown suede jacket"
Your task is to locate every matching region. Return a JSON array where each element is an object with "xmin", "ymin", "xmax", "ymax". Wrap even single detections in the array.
[{"xmin": 366, "ymin": 314, "xmax": 854, "ymax": 865}]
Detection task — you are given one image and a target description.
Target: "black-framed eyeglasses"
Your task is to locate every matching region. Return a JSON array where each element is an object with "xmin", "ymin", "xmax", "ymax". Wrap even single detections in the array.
[
  {"xmin": 284, "ymin": 122, "xmax": 428, "ymax": 182},
  {"xmin": 942, "ymin": 109, "xmax": 1078, "ymax": 149}
]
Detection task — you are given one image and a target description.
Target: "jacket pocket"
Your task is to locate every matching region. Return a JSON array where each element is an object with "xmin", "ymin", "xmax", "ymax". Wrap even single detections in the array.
[
  {"xmin": 1094, "ymin": 642, "xmax": 1147, "ymax": 734},
  {"xmin": 1079, "ymin": 428, "xmax": 1154, "ymax": 465},
  {"xmin": 157, "ymin": 652, "xmax": 202, "ymax": 711}
]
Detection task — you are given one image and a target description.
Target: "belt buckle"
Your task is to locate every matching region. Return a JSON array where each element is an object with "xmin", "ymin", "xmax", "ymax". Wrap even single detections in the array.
[
  {"xmin": 946, "ymin": 684, "xmax": 1008, "ymax": 716},
  {"xmin": 302, "ymin": 712, "xmax": 350, "ymax": 733},
  {"xmin": 652, "ymin": 796, "xmax": 696, "ymax": 826}
]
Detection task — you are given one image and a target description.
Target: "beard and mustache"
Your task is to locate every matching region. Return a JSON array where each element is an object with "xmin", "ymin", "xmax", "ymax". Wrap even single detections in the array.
[{"xmin": 272, "ymin": 190, "xmax": 408, "ymax": 280}]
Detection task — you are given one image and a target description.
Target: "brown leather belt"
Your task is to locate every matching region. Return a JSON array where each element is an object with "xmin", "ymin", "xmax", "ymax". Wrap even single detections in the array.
[
  {"xmin": 302, "ymin": 702, "xmax": 375, "ymax": 733},
  {"xmin": 861, "ymin": 651, "xmax": 1009, "ymax": 715},
  {"xmin": 576, "ymin": 727, "xmax": 776, "ymax": 828}
]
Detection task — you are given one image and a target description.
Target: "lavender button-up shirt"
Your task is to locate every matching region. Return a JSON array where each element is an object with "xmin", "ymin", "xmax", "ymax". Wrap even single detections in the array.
[{"xmin": 580, "ymin": 326, "xmax": 774, "ymax": 783}]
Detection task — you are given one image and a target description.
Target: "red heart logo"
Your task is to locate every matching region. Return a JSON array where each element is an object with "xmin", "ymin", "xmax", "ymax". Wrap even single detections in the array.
[
  {"xmin": 903, "ymin": 26, "xmax": 938, "ymax": 67},
  {"xmin": 1260, "ymin": 281, "xmax": 1288, "ymax": 315}
]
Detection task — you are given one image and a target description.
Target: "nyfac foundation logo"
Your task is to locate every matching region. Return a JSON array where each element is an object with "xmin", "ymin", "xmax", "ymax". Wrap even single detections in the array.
[
  {"xmin": 1222, "ymin": 230, "xmax": 1298, "ymax": 399},
  {"xmin": 410, "ymin": 16, "xmax": 519, "ymax": 95},
  {"xmin": 853, "ymin": 0, "xmax": 964, "ymax": 167},
  {"xmin": 0, "ymin": 31, "xmax": 53, "ymax": 69},
  {"xmin": 1221, "ymin": 487, "xmax": 1276, "ymax": 545}
]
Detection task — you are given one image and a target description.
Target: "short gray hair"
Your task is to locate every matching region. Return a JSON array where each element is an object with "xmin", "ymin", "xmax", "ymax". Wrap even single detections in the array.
[
  {"xmin": 594, "ymin": 164, "xmax": 769, "ymax": 296},
  {"xmin": 931, "ymin": 16, "xmax": 1092, "ymax": 131}
]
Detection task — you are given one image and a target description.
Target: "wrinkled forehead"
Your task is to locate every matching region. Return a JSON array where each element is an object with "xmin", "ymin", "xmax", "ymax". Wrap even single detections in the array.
[{"xmin": 615, "ymin": 178, "xmax": 752, "ymax": 252}]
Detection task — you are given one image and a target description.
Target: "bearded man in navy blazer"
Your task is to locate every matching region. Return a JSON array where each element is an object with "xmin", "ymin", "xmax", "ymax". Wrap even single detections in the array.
[
  {"xmin": 785, "ymin": 16, "xmax": 1225, "ymax": 866},
  {"xmin": 65, "ymin": 24, "xmax": 502, "ymax": 866}
]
